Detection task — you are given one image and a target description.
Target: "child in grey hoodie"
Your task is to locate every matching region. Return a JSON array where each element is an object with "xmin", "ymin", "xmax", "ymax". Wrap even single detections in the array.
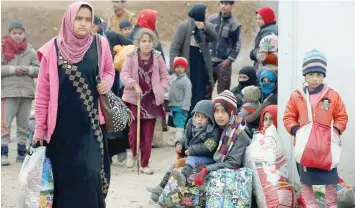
[
  {"xmin": 167, "ymin": 57, "xmax": 192, "ymax": 145},
  {"xmin": 147, "ymin": 100, "xmax": 220, "ymax": 201}
]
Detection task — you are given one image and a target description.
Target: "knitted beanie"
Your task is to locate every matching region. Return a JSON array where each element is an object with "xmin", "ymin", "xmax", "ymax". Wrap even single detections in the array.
[
  {"xmin": 302, "ymin": 49, "xmax": 327, "ymax": 77},
  {"xmin": 259, "ymin": 34, "xmax": 278, "ymax": 53},
  {"xmin": 242, "ymin": 86, "xmax": 261, "ymax": 103},
  {"xmin": 8, "ymin": 20, "xmax": 25, "ymax": 32},
  {"xmin": 213, "ymin": 90, "xmax": 238, "ymax": 114},
  {"xmin": 256, "ymin": 7, "xmax": 276, "ymax": 24},
  {"xmin": 173, "ymin": 57, "xmax": 188, "ymax": 70}
]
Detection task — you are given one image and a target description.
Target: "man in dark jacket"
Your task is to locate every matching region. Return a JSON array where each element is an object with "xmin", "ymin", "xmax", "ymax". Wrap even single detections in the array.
[{"xmin": 208, "ymin": 1, "xmax": 242, "ymax": 94}]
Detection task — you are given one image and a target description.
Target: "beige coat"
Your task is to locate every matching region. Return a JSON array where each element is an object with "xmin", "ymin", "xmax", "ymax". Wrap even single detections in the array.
[{"xmin": 1, "ymin": 44, "xmax": 39, "ymax": 98}]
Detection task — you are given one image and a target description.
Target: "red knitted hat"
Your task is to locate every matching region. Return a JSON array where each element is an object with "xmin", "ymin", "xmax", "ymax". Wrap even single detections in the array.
[
  {"xmin": 173, "ymin": 57, "xmax": 188, "ymax": 70},
  {"xmin": 256, "ymin": 7, "xmax": 276, "ymax": 24}
]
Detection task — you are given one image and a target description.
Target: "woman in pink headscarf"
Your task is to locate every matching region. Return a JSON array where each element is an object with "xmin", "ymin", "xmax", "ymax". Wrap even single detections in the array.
[{"xmin": 33, "ymin": 2, "xmax": 114, "ymax": 207}]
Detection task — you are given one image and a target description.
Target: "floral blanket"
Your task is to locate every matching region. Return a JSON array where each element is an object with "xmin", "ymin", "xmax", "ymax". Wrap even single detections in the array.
[{"xmin": 205, "ymin": 168, "xmax": 253, "ymax": 208}]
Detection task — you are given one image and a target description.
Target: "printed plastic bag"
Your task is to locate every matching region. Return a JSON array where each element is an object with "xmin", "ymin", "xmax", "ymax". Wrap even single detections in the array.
[
  {"xmin": 17, "ymin": 146, "xmax": 54, "ymax": 208},
  {"xmin": 158, "ymin": 168, "xmax": 205, "ymax": 207},
  {"xmin": 298, "ymin": 177, "xmax": 355, "ymax": 208},
  {"xmin": 244, "ymin": 125, "xmax": 296, "ymax": 207},
  {"xmin": 205, "ymin": 168, "xmax": 253, "ymax": 208}
]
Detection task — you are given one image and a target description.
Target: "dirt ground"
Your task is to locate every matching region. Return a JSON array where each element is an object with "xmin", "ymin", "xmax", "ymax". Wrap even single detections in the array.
[{"xmin": 1, "ymin": 1, "xmax": 275, "ymax": 207}]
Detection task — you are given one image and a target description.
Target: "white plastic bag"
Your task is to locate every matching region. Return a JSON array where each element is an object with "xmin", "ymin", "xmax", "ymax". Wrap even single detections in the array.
[
  {"xmin": 244, "ymin": 125, "xmax": 296, "ymax": 207},
  {"xmin": 17, "ymin": 146, "xmax": 54, "ymax": 208}
]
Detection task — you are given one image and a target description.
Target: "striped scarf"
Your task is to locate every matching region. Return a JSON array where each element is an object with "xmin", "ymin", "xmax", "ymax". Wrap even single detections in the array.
[{"xmin": 213, "ymin": 115, "xmax": 246, "ymax": 163}]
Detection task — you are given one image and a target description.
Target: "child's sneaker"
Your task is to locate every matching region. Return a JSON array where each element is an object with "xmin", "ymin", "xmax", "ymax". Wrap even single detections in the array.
[
  {"xmin": 17, "ymin": 144, "xmax": 27, "ymax": 163},
  {"xmin": 1, "ymin": 155, "xmax": 10, "ymax": 166},
  {"xmin": 140, "ymin": 166, "xmax": 154, "ymax": 175}
]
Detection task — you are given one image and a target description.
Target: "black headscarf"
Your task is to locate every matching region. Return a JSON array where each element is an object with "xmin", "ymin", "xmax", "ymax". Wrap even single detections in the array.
[
  {"xmin": 188, "ymin": 3, "xmax": 207, "ymax": 43},
  {"xmin": 238, "ymin": 66, "xmax": 258, "ymax": 89},
  {"xmin": 188, "ymin": 3, "xmax": 207, "ymax": 22}
]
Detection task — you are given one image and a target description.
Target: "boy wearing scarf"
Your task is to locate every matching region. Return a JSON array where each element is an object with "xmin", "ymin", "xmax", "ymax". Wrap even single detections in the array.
[
  {"xmin": 1, "ymin": 20, "xmax": 39, "ymax": 166},
  {"xmin": 194, "ymin": 90, "xmax": 251, "ymax": 186}
]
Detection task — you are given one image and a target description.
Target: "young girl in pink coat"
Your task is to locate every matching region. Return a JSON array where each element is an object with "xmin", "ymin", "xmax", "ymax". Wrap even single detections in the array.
[{"xmin": 120, "ymin": 28, "xmax": 169, "ymax": 175}]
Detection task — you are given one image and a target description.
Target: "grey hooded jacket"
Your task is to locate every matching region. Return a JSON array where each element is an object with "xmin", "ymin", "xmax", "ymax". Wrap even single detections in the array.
[{"xmin": 178, "ymin": 100, "xmax": 221, "ymax": 158}]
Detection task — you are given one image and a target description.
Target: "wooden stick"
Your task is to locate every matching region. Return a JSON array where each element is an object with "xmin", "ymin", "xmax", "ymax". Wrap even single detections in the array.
[{"xmin": 136, "ymin": 98, "xmax": 141, "ymax": 175}]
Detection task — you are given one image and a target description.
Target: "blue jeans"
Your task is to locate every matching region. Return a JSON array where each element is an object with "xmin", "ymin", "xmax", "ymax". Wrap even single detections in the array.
[
  {"xmin": 168, "ymin": 156, "xmax": 214, "ymax": 172},
  {"xmin": 169, "ymin": 106, "xmax": 188, "ymax": 128}
]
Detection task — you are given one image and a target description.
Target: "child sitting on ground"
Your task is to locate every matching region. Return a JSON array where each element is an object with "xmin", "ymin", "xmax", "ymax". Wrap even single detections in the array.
[
  {"xmin": 238, "ymin": 85, "xmax": 261, "ymax": 133},
  {"xmin": 167, "ymin": 57, "xmax": 192, "ymax": 145},
  {"xmin": 146, "ymin": 100, "xmax": 220, "ymax": 201}
]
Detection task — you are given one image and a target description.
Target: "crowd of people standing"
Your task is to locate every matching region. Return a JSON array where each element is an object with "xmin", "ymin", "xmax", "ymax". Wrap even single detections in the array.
[{"xmin": 1, "ymin": 0, "xmax": 349, "ymax": 208}]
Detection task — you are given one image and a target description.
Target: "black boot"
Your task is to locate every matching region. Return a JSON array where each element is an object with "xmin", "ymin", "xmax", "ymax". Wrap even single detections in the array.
[
  {"xmin": 146, "ymin": 171, "xmax": 171, "ymax": 193},
  {"xmin": 1, "ymin": 146, "xmax": 9, "ymax": 166},
  {"xmin": 16, "ymin": 144, "xmax": 27, "ymax": 163}
]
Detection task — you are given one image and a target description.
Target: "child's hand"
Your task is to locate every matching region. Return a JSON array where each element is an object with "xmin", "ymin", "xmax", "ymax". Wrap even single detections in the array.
[
  {"xmin": 185, "ymin": 150, "xmax": 190, "ymax": 156},
  {"xmin": 175, "ymin": 143, "xmax": 182, "ymax": 154}
]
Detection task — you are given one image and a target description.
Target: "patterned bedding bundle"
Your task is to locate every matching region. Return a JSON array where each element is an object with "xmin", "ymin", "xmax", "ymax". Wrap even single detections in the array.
[{"xmin": 205, "ymin": 168, "xmax": 253, "ymax": 208}]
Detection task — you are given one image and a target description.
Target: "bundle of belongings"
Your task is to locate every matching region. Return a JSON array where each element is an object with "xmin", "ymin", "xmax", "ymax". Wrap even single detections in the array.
[
  {"xmin": 158, "ymin": 167, "xmax": 206, "ymax": 207},
  {"xmin": 244, "ymin": 125, "xmax": 296, "ymax": 207},
  {"xmin": 205, "ymin": 168, "xmax": 253, "ymax": 208},
  {"xmin": 298, "ymin": 177, "xmax": 355, "ymax": 208}
]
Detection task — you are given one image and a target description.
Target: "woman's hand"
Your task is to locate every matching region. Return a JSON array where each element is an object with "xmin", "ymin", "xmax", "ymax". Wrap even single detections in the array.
[
  {"xmin": 134, "ymin": 84, "xmax": 142, "ymax": 99},
  {"xmin": 97, "ymin": 80, "xmax": 110, "ymax": 95},
  {"xmin": 32, "ymin": 138, "xmax": 43, "ymax": 147},
  {"xmin": 195, "ymin": 21, "xmax": 205, "ymax": 30}
]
